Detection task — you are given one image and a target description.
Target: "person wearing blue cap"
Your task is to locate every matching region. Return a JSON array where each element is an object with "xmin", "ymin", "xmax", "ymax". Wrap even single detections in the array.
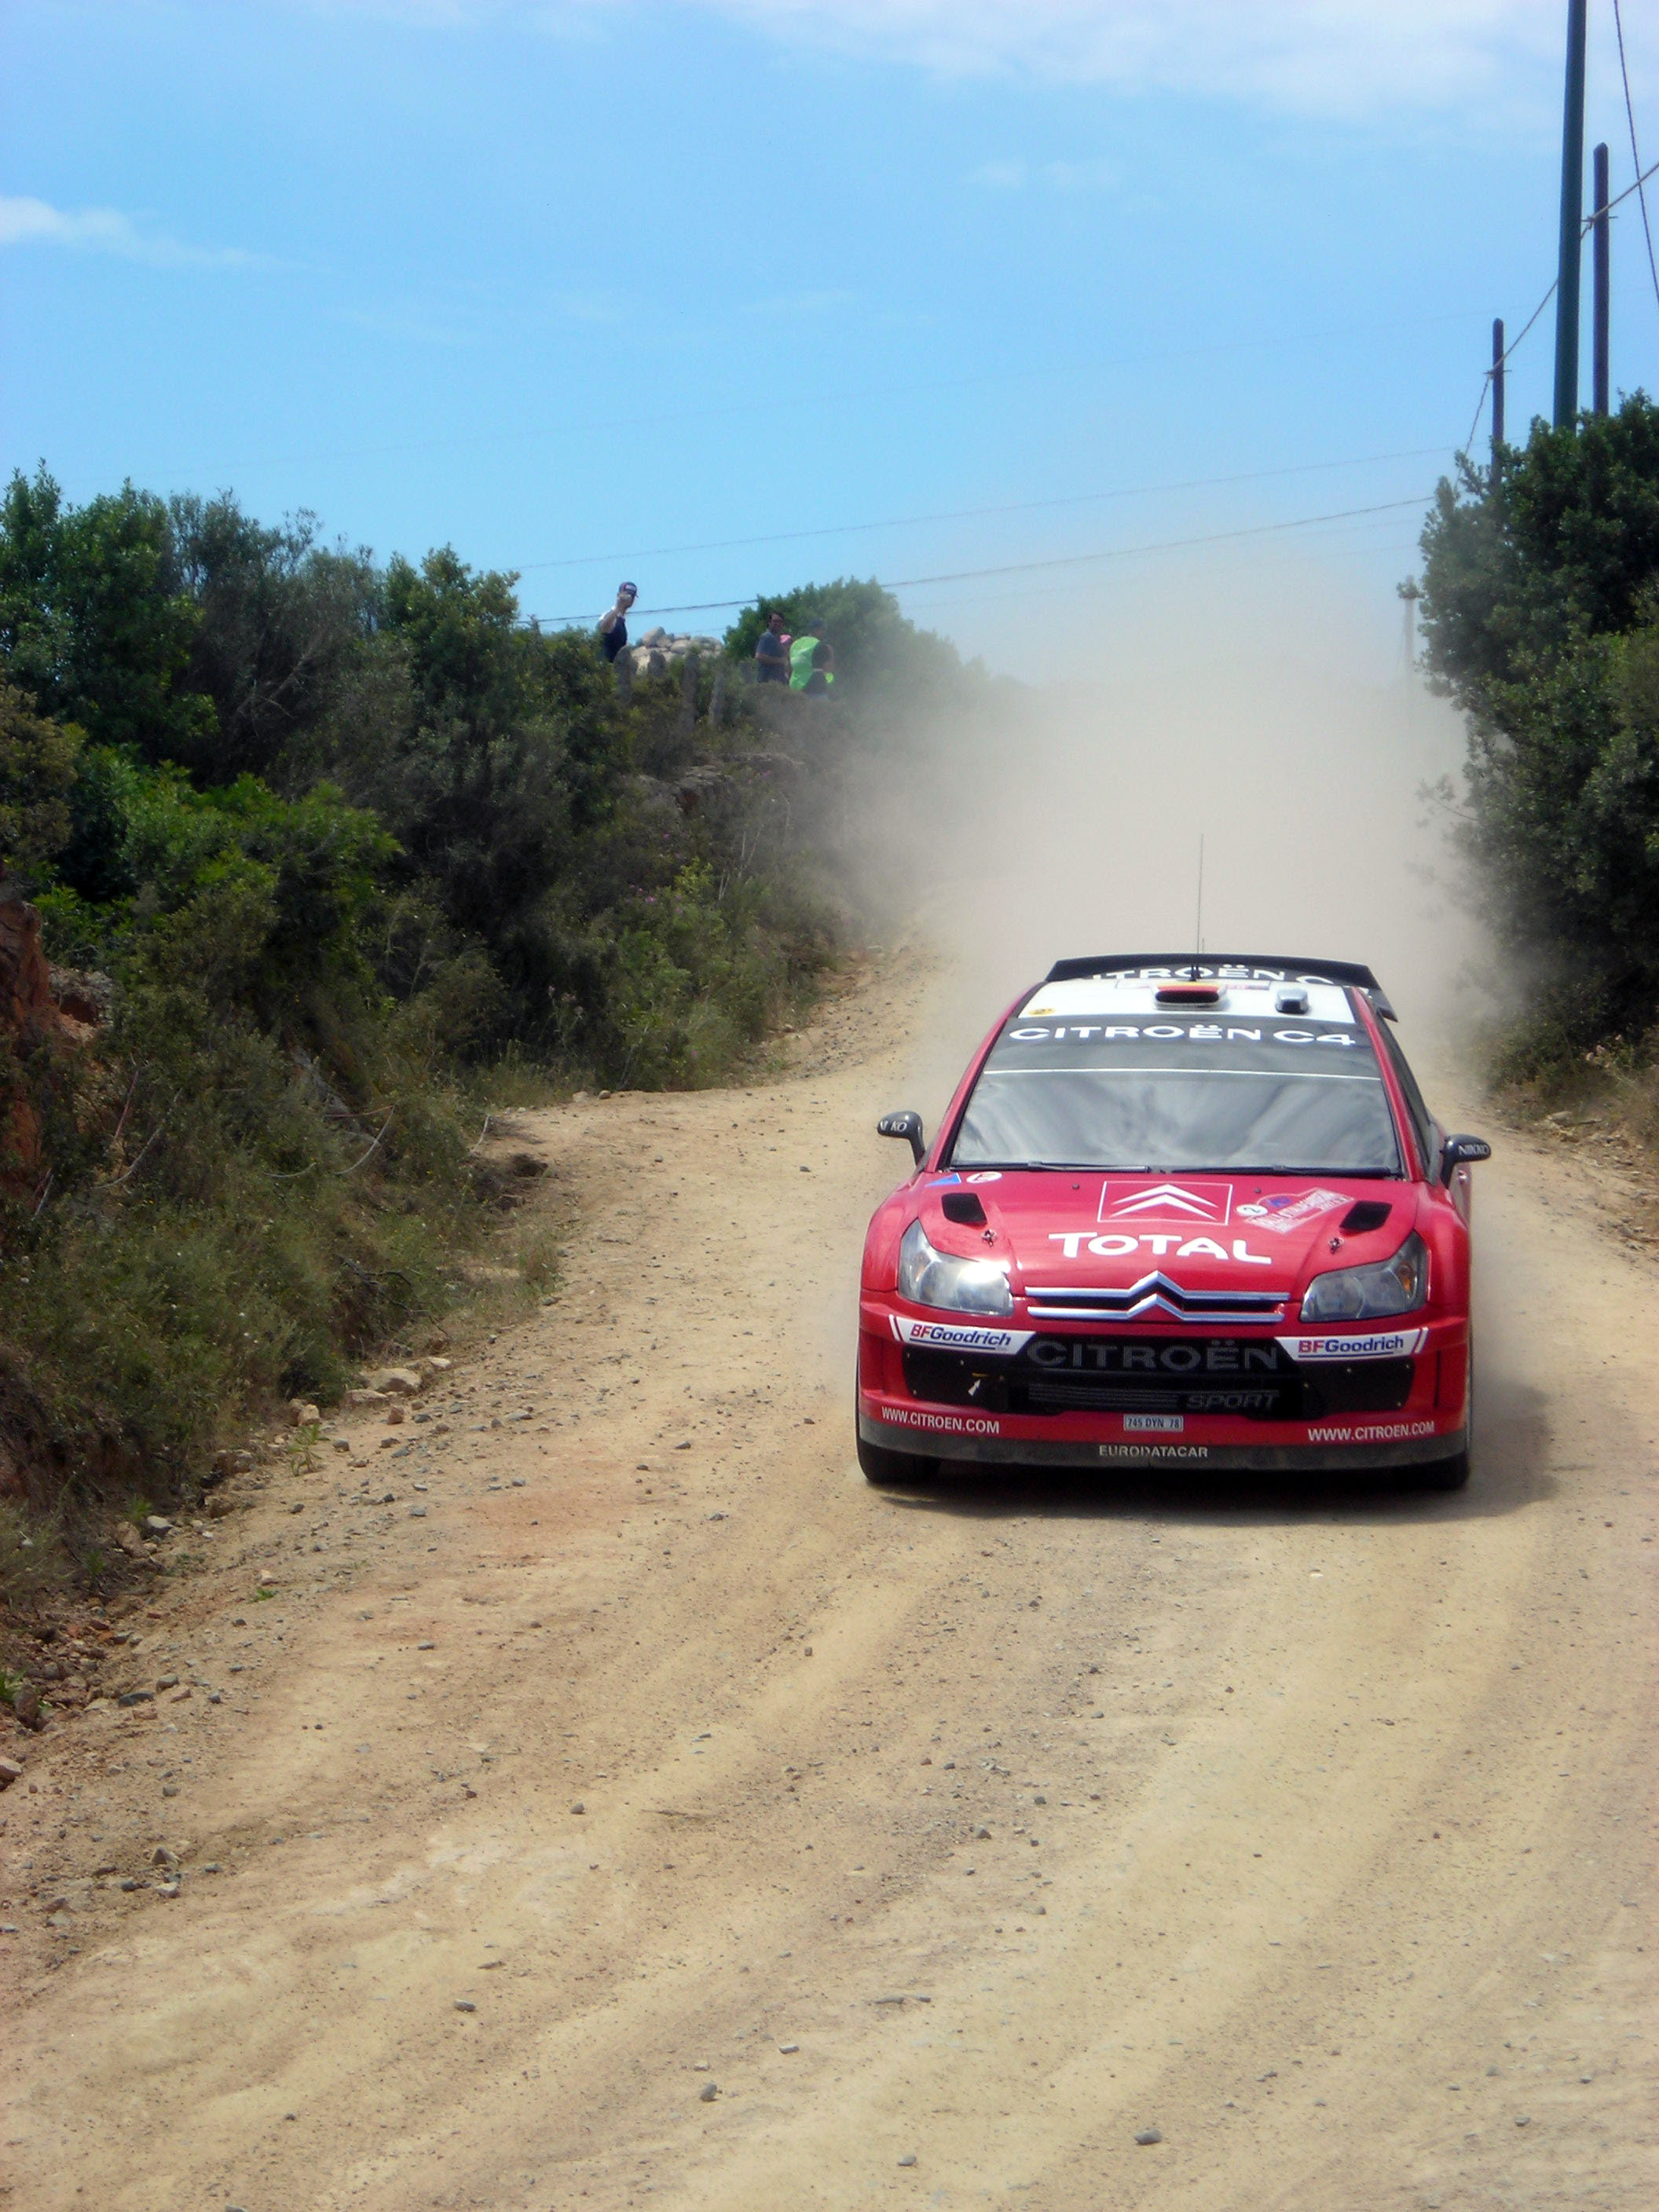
[{"xmin": 599, "ymin": 581, "xmax": 638, "ymax": 664}]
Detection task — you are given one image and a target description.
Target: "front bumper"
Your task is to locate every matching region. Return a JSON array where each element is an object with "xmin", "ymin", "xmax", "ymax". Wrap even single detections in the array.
[
  {"xmin": 859, "ymin": 1297, "xmax": 1470, "ymax": 1471},
  {"xmin": 857, "ymin": 1406, "xmax": 1466, "ymax": 1471}
]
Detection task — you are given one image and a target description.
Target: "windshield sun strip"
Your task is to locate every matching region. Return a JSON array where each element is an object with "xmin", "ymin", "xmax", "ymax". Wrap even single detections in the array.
[
  {"xmin": 943, "ymin": 1162, "xmax": 1404, "ymax": 1177},
  {"xmin": 975, "ymin": 1066, "xmax": 1386, "ymax": 1082}
]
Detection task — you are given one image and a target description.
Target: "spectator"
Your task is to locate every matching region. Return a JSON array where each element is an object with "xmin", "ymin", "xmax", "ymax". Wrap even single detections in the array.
[
  {"xmin": 754, "ymin": 610, "xmax": 790, "ymax": 684},
  {"xmin": 789, "ymin": 620, "xmax": 835, "ymax": 695},
  {"xmin": 599, "ymin": 581, "xmax": 638, "ymax": 664}
]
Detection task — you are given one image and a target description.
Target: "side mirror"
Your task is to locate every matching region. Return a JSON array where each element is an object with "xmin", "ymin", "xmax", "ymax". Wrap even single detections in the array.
[
  {"xmin": 1440, "ymin": 1133, "xmax": 1492, "ymax": 1184},
  {"xmin": 877, "ymin": 1109, "xmax": 926, "ymax": 1166}
]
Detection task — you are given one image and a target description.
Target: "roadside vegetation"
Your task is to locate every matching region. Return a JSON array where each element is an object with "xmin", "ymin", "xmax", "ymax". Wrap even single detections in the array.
[
  {"xmin": 1419, "ymin": 391, "xmax": 1659, "ymax": 1137},
  {"xmin": 0, "ymin": 469, "xmax": 1007, "ymax": 1606}
]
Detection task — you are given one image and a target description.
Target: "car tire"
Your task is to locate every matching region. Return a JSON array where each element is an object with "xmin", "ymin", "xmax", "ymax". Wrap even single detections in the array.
[
  {"xmin": 1422, "ymin": 1340, "xmax": 1474, "ymax": 1491},
  {"xmin": 854, "ymin": 1358, "xmax": 939, "ymax": 1485},
  {"xmin": 1421, "ymin": 1448, "xmax": 1470, "ymax": 1492},
  {"xmin": 857, "ymin": 1431, "xmax": 940, "ymax": 1487}
]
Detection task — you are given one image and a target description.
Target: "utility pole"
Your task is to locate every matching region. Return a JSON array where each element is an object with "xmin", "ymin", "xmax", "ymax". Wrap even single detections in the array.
[
  {"xmin": 1554, "ymin": 0, "xmax": 1588, "ymax": 427},
  {"xmin": 1492, "ymin": 317, "xmax": 1507, "ymax": 457},
  {"xmin": 1593, "ymin": 140, "xmax": 1611, "ymax": 415}
]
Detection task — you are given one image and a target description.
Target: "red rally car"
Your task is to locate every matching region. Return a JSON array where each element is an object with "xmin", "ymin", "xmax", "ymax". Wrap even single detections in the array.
[{"xmin": 857, "ymin": 955, "xmax": 1491, "ymax": 1491}]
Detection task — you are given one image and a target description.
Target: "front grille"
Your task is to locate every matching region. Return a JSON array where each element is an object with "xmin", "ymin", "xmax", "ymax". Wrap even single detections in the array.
[
  {"xmin": 900, "ymin": 1337, "xmax": 1415, "ymax": 1422},
  {"xmin": 1025, "ymin": 1269, "xmax": 1287, "ymax": 1324},
  {"xmin": 1026, "ymin": 1379, "xmax": 1286, "ymax": 1415}
]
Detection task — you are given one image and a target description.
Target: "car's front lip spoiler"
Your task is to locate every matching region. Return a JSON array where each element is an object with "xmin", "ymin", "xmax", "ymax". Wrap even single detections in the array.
[{"xmin": 858, "ymin": 1410, "xmax": 1466, "ymax": 1473}]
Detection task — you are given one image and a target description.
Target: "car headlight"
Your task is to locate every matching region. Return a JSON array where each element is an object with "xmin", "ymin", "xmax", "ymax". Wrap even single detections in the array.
[
  {"xmin": 1300, "ymin": 1231, "xmax": 1428, "ymax": 1323},
  {"xmin": 898, "ymin": 1218, "xmax": 1013, "ymax": 1317}
]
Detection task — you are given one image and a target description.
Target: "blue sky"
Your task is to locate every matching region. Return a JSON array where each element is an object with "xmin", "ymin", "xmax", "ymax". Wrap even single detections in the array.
[{"xmin": 4, "ymin": 0, "xmax": 1657, "ymax": 678}]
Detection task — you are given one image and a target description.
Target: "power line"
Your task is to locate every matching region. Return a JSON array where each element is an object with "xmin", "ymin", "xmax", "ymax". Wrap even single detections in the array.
[
  {"xmin": 1591, "ymin": 148, "xmax": 1659, "ymax": 222},
  {"xmin": 1461, "ymin": 375, "xmax": 1492, "ymax": 460},
  {"xmin": 513, "ymin": 445, "xmax": 1450, "ymax": 576},
  {"xmin": 1456, "ymin": 152, "xmax": 1659, "ymax": 456},
  {"xmin": 1497, "ymin": 276, "xmax": 1562, "ymax": 364},
  {"xmin": 1459, "ymin": 276, "xmax": 1559, "ymax": 457},
  {"xmin": 1613, "ymin": 0, "xmax": 1659, "ymax": 317},
  {"xmin": 158, "ymin": 306, "xmax": 1485, "ymax": 484},
  {"xmin": 529, "ymin": 496, "xmax": 1434, "ymax": 626},
  {"xmin": 897, "ymin": 523, "xmax": 1426, "ymax": 621}
]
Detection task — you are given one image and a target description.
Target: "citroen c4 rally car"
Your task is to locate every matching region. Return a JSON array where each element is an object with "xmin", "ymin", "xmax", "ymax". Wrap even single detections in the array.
[{"xmin": 857, "ymin": 955, "xmax": 1491, "ymax": 1490}]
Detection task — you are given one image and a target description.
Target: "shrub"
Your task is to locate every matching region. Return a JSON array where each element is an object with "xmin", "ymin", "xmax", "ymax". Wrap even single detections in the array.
[
  {"xmin": 1420, "ymin": 395, "xmax": 1659, "ymax": 1034},
  {"xmin": 1, "ymin": 468, "xmax": 1005, "ymax": 1596},
  {"xmin": 0, "ymin": 681, "xmax": 81, "ymax": 885}
]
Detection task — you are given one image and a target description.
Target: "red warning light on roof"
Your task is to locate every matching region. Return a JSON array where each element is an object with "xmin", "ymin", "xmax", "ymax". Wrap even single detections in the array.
[{"xmin": 1154, "ymin": 981, "xmax": 1224, "ymax": 1005}]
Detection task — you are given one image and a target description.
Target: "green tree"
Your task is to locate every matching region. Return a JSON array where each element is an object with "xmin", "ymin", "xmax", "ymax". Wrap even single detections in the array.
[
  {"xmin": 383, "ymin": 546, "xmax": 524, "ymax": 776},
  {"xmin": 170, "ymin": 493, "xmax": 379, "ymax": 786},
  {"xmin": 725, "ymin": 577, "xmax": 969, "ymax": 698},
  {"xmin": 0, "ymin": 682, "xmax": 81, "ymax": 888},
  {"xmin": 0, "ymin": 467, "xmax": 216, "ymax": 767},
  {"xmin": 1419, "ymin": 395, "xmax": 1659, "ymax": 1027},
  {"xmin": 43, "ymin": 746, "xmax": 395, "ymax": 1020},
  {"xmin": 361, "ymin": 550, "xmax": 635, "ymax": 1044}
]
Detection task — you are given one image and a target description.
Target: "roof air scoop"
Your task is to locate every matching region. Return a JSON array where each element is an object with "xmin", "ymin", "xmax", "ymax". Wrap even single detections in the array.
[{"xmin": 1274, "ymin": 986, "xmax": 1311, "ymax": 1014}]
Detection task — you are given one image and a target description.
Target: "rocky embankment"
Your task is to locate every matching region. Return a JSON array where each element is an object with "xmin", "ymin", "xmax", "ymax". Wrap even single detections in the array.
[{"xmin": 0, "ymin": 886, "xmax": 107, "ymax": 1203}]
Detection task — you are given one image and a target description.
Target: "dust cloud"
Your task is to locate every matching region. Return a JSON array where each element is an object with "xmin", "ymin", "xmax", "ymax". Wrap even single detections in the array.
[{"xmin": 877, "ymin": 566, "xmax": 1485, "ymax": 1122}]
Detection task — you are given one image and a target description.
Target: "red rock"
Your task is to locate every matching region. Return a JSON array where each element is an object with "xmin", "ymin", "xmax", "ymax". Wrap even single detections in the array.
[{"xmin": 0, "ymin": 890, "xmax": 105, "ymax": 1196}]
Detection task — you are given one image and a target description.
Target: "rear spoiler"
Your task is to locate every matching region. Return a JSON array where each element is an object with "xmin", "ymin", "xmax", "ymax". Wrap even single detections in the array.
[{"xmin": 1042, "ymin": 953, "xmax": 1396, "ymax": 1021}]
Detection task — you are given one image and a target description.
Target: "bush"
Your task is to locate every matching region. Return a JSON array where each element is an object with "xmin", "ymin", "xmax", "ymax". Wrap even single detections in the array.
[
  {"xmin": 1, "ymin": 467, "xmax": 1006, "ymax": 1599},
  {"xmin": 724, "ymin": 577, "xmax": 974, "ymax": 701},
  {"xmin": 1420, "ymin": 394, "xmax": 1659, "ymax": 1034},
  {"xmin": 0, "ymin": 680, "xmax": 81, "ymax": 885}
]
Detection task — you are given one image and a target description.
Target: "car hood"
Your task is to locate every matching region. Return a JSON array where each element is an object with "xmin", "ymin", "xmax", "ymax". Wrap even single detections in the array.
[{"xmin": 918, "ymin": 1170, "xmax": 1412, "ymax": 1307}]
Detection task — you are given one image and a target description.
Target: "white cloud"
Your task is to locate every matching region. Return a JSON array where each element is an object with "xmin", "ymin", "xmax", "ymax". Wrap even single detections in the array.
[
  {"xmin": 290, "ymin": 0, "xmax": 482, "ymax": 17},
  {"xmin": 0, "ymin": 196, "xmax": 254, "ymax": 269},
  {"xmin": 969, "ymin": 154, "xmax": 1121, "ymax": 193},
  {"xmin": 1042, "ymin": 156, "xmax": 1121, "ymax": 192},
  {"xmin": 276, "ymin": 2, "xmax": 1658, "ymax": 128},
  {"xmin": 336, "ymin": 301, "xmax": 474, "ymax": 344},
  {"xmin": 701, "ymin": 1, "xmax": 1571, "ymax": 121}
]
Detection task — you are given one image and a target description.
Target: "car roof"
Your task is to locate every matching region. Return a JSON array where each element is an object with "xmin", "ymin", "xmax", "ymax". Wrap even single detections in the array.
[
  {"xmin": 1042, "ymin": 952, "xmax": 1395, "ymax": 1020},
  {"xmin": 1016, "ymin": 975, "xmax": 1361, "ymax": 1026}
]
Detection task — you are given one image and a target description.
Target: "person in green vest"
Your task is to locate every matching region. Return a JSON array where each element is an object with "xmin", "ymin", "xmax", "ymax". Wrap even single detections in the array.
[{"xmin": 789, "ymin": 621, "xmax": 835, "ymax": 694}]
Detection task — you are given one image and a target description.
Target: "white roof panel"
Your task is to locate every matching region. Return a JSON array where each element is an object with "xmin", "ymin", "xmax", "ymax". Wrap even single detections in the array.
[{"xmin": 1018, "ymin": 976, "xmax": 1357, "ymax": 1024}]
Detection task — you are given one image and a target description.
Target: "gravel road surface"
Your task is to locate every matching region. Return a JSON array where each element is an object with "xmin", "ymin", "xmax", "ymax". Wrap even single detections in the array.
[{"xmin": 4, "ymin": 958, "xmax": 1654, "ymax": 2211}]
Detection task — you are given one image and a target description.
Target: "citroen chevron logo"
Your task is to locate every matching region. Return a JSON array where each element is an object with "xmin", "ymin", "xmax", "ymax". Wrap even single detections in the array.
[
  {"xmin": 1025, "ymin": 1270, "xmax": 1286, "ymax": 1324},
  {"xmin": 1112, "ymin": 1272, "xmax": 1260, "ymax": 1317},
  {"xmin": 1099, "ymin": 1181, "xmax": 1233, "ymax": 1225}
]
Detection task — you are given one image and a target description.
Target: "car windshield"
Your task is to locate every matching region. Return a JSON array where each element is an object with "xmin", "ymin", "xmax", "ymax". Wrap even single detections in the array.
[{"xmin": 948, "ymin": 998, "xmax": 1404, "ymax": 1175}]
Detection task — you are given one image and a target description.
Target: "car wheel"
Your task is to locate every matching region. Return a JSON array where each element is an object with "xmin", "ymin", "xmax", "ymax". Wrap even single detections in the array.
[
  {"xmin": 1421, "ymin": 1448, "xmax": 1470, "ymax": 1492},
  {"xmin": 854, "ymin": 1359, "xmax": 939, "ymax": 1485},
  {"xmin": 1422, "ymin": 1340, "xmax": 1474, "ymax": 1491},
  {"xmin": 857, "ymin": 1431, "xmax": 940, "ymax": 1487}
]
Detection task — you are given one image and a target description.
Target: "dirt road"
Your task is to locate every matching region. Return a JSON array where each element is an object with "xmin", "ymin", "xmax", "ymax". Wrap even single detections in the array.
[{"xmin": 4, "ymin": 958, "xmax": 1655, "ymax": 2212}]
